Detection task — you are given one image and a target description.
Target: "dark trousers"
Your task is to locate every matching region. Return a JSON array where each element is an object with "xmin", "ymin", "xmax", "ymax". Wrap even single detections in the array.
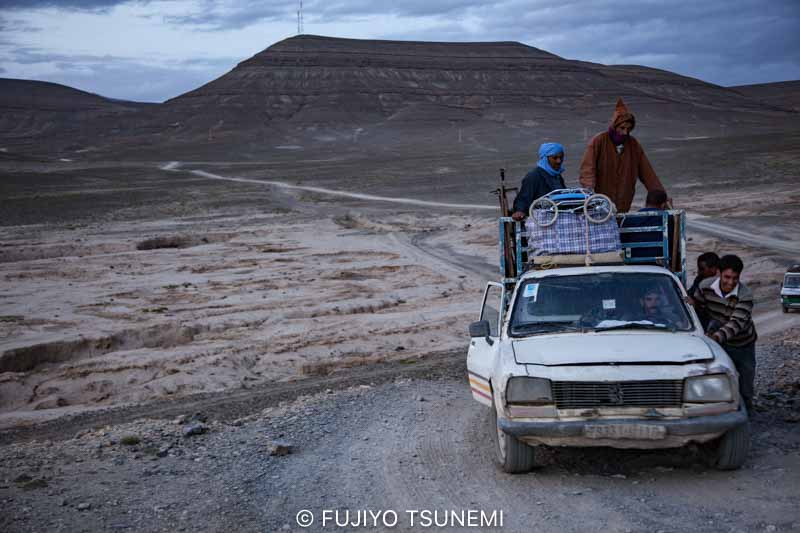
[{"xmin": 723, "ymin": 342, "xmax": 756, "ymax": 406}]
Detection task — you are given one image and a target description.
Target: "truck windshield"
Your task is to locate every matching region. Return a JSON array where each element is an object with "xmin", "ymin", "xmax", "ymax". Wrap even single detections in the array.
[
  {"xmin": 785, "ymin": 275, "xmax": 800, "ymax": 288},
  {"xmin": 510, "ymin": 272, "xmax": 693, "ymax": 336}
]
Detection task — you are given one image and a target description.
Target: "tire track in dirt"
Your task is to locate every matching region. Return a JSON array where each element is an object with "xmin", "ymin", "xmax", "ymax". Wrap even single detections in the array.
[
  {"xmin": 686, "ymin": 216, "xmax": 800, "ymax": 256},
  {"xmin": 170, "ymin": 161, "xmax": 800, "ymax": 257},
  {"xmin": 162, "ymin": 162, "xmax": 496, "ymax": 211},
  {"xmin": 408, "ymin": 231, "xmax": 496, "ymax": 280},
  {"xmin": 754, "ymin": 308, "xmax": 798, "ymax": 338}
]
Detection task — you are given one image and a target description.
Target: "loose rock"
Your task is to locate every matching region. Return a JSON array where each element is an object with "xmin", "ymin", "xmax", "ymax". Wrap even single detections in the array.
[
  {"xmin": 183, "ymin": 423, "xmax": 209, "ymax": 438},
  {"xmin": 267, "ymin": 440, "xmax": 293, "ymax": 456}
]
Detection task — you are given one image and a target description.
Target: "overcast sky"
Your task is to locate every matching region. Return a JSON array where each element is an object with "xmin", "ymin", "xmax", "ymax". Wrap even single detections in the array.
[{"xmin": 1, "ymin": 0, "xmax": 798, "ymax": 102}]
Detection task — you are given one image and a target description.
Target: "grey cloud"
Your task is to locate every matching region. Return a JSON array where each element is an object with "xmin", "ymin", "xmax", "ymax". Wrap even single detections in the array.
[
  {"xmin": 0, "ymin": 18, "xmax": 42, "ymax": 33},
  {"xmin": 1, "ymin": 0, "xmax": 799, "ymax": 93},
  {"xmin": 379, "ymin": 0, "xmax": 800, "ymax": 86},
  {"xmin": 0, "ymin": 0, "xmax": 133, "ymax": 9},
  {"xmin": 0, "ymin": 46, "xmax": 239, "ymax": 101},
  {"xmin": 140, "ymin": 0, "xmax": 800, "ymax": 83},
  {"xmin": 161, "ymin": 1, "xmax": 293, "ymax": 31},
  {"xmin": 157, "ymin": 0, "xmax": 487, "ymax": 31},
  {"xmin": 316, "ymin": 0, "xmax": 475, "ymax": 18},
  {"xmin": 56, "ymin": 63, "xmax": 228, "ymax": 102}
]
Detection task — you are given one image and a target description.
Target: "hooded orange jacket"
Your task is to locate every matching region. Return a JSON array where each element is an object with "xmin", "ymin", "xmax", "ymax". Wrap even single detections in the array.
[{"xmin": 578, "ymin": 98, "xmax": 665, "ymax": 213}]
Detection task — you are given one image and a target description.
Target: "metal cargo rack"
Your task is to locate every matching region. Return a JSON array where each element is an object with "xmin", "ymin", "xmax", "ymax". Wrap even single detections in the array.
[{"xmin": 498, "ymin": 209, "xmax": 687, "ymax": 286}]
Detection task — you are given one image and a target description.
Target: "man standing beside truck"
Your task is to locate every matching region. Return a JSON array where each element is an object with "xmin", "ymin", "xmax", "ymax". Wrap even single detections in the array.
[
  {"xmin": 688, "ymin": 252, "xmax": 720, "ymax": 303},
  {"xmin": 579, "ymin": 98, "xmax": 669, "ymax": 213},
  {"xmin": 692, "ymin": 254, "xmax": 758, "ymax": 409}
]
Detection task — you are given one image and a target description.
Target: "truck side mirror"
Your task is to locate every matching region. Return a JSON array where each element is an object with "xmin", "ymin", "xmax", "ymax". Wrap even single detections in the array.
[{"xmin": 469, "ymin": 320, "xmax": 494, "ymax": 345}]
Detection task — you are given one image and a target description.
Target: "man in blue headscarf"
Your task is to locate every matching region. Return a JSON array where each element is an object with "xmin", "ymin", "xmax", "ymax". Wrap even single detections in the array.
[{"xmin": 511, "ymin": 142, "xmax": 567, "ymax": 221}]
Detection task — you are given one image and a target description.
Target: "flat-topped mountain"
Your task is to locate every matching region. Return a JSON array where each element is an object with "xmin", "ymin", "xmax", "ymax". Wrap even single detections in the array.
[
  {"xmin": 167, "ymin": 35, "xmax": 772, "ymax": 123},
  {"xmin": 161, "ymin": 36, "xmax": 617, "ymax": 134},
  {"xmin": 0, "ymin": 36, "xmax": 796, "ymax": 158}
]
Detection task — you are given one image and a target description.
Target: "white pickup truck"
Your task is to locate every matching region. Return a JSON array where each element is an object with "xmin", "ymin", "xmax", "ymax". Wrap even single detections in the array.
[
  {"xmin": 467, "ymin": 211, "xmax": 750, "ymax": 473},
  {"xmin": 781, "ymin": 265, "xmax": 800, "ymax": 313}
]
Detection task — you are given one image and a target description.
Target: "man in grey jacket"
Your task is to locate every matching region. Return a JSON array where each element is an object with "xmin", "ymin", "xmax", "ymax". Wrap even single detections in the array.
[{"xmin": 692, "ymin": 254, "xmax": 757, "ymax": 409}]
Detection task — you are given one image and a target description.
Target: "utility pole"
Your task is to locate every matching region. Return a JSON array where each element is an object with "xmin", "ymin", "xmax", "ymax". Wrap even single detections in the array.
[{"xmin": 297, "ymin": 0, "xmax": 304, "ymax": 34}]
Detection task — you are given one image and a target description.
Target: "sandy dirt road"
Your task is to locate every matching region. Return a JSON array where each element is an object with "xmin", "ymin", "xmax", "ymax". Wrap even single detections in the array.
[
  {"xmin": 251, "ymin": 380, "xmax": 800, "ymax": 533},
  {"xmin": 685, "ymin": 217, "xmax": 800, "ymax": 257},
  {"xmin": 3, "ymin": 368, "xmax": 799, "ymax": 533}
]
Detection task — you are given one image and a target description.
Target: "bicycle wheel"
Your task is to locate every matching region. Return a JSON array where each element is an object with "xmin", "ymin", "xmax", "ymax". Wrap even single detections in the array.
[
  {"xmin": 529, "ymin": 197, "xmax": 558, "ymax": 227},
  {"xmin": 583, "ymin": 193, "xmax": 614, "ymax": 223}
]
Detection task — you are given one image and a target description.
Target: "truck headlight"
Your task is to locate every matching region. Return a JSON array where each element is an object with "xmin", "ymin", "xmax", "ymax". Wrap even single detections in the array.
[
  {"xmin": 507, "ymin": 377, "xmax": 552, "ymax": 405},
  {"xmin": 684, "ymin": 375, "xmax": 733, "ymax": 403}
]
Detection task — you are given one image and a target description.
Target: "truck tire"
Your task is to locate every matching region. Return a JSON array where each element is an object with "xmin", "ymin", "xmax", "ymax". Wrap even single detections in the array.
[
  {"xmin": 714, "ymin": 418, "xmax": 750, "ymax": 470},
  {"xmin": 490, "ymin": 400, "xmax": 536, "ymax": 474},
  {"xmin": 783, "ymin": 306, "xmax": 789, "ymax": 314}
]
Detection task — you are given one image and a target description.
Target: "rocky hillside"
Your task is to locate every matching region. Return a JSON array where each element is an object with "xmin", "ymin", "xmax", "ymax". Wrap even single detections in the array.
[
  {"xmin": 731, "ymin": 80, "xmax": 800, "ymax": 112},
  {"xmin": 0, "ymin": 36, "xmax": 796, "ymax": 158},
  {"xmin": 167, "ymin": 35, "xmax": 774, "ymax": 125},
  {"xmin": 0, "ymin": 78, "xmax": 155, "ymax": 154}
]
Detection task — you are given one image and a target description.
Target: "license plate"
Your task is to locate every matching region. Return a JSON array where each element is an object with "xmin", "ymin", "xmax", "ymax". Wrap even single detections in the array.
[{"xmin": 584, "ymin": 424, "xmax": 666, "ymax": 440}]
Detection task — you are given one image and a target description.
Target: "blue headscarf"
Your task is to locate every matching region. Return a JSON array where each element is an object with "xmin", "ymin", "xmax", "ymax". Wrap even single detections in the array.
[{"xmin": 537, "ymin": 142, "xmax": 565, "ymax": 176}]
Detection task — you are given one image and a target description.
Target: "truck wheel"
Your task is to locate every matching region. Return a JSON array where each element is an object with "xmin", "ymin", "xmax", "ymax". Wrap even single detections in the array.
[
  {"xmin": 783, "ymin": 306, "xmax": 789, "ymax": 314},
  {"xmin": 714, "ymin": 419, "xmax": 750, "ymax": 470},
  {"xmin": 490, "ymin": 401, "xmax": 536, "ymax": 474}
]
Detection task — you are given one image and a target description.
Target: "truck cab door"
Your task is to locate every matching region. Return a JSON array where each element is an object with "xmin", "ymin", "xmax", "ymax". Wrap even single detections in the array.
[{"xmin": 467, "ymin": 282, "xmax": 505, "ymax": 407}]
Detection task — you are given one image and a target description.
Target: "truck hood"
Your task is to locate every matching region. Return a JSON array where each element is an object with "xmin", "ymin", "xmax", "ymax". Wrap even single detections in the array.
[
  {"xmin": 512, "ymin": 332, "xmax": 714, "ymax": 366},
  {"xmin": 781, "ymin": 288, "xmax": 800, "ymax": 296}
]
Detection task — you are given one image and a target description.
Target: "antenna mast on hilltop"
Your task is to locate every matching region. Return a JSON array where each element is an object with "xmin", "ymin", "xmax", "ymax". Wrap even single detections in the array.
[{"xmin": 297, "ymin": 0, "xmax": 304, "ymax": 34}]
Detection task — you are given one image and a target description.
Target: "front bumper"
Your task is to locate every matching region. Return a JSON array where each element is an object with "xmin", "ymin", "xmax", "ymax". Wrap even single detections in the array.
[{"xmin": 499, "ymin": 407, "xmax": 747, "ymax": 446}]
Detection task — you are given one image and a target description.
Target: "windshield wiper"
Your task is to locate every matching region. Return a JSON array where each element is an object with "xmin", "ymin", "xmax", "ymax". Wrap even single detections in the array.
[
  {"xmin": 595, "ymin": 322, "xmax": 675, "ymax": 332},
  {"xmin": 511, "ymin": 322, "xmax": 580, "ymax": 335}
]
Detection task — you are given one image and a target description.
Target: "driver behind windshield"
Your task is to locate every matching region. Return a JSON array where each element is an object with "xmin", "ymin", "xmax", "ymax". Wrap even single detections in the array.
[
  {"xmin": 510, "ymin": 274, "xmax": 691, "ymax": 336},
  {"xmin": 639, "ymin": 288, "xmax": 673, "ymax": 324},
  {"xmin": 608, "ymin": 286, "xmax": 683, "ymax": 328}
]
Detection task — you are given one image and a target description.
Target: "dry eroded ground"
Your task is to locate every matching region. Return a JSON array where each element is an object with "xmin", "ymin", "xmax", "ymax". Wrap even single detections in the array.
[
  {"xmin": 0, "ymin": 211, "xmax": 499, "ymax": 426},
  {"xmin": 1, "ymin": 156, "xmax": 798, "ymax": 428}
]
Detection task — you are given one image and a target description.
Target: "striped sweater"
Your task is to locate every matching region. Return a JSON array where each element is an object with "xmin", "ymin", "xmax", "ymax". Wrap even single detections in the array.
[{"xmin": 693, "ymin": 278, "xmax": 757, "ymax": 347}]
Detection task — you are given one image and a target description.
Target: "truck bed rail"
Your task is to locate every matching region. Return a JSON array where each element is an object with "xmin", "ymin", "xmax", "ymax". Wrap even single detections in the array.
[{"xmin": 498, "ymin": 210, "xmax": 687, "ymax": 285}]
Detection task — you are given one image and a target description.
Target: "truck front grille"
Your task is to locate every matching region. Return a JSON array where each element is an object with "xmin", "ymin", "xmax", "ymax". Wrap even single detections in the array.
[{"xmin": 552, "ymin": 380, "xmax": 684, "ymax": 409}]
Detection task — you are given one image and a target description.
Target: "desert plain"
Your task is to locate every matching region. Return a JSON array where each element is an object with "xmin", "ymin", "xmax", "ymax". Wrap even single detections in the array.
[{"xmin": 1, "ymin": 35, "xmax": 800, "ymax": 532}]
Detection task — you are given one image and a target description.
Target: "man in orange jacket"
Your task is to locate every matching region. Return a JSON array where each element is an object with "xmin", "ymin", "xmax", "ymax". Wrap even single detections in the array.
[{"xmin": 579, "ymin": 98, "xmax": 669, "ymax": 213}]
